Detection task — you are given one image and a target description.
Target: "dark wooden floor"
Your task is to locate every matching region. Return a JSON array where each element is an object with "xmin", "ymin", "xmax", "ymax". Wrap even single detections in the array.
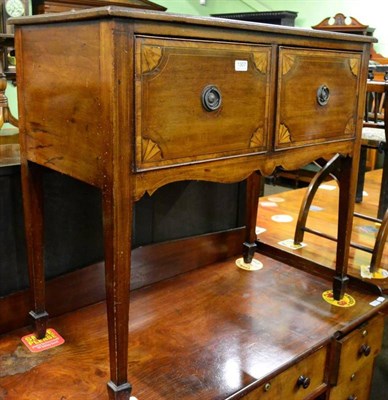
[{"xmin": 0, "ymin": 169, "xmax": 386, "ymax": 399}]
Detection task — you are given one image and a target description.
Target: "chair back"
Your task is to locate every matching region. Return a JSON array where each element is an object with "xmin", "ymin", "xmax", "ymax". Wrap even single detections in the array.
[{"xmin": 364, "ymin": 81, "xmax": 388, "ymax": 144}]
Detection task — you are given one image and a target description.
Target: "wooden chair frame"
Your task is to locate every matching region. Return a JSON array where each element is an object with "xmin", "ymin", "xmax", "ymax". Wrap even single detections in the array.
[{"xmin": 294, "ymin": 82, "xmax": 388, "ymax": 273}]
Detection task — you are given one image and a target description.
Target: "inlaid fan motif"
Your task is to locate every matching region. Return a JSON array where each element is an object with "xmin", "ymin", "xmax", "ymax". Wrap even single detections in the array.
[
  {"xmin": 349, "ymin": 58, "xmax": 359, "ymax": 77},
  {"xmin": 250, "ymin": 128, "xmax": 264, "ymax": 147},
  {"xmin": 252, "ymin": 53, "xmax": 268, "ymax": 74},
  {"xmin": 345, "ymin": 118, "xmax": 355, "ymax": 135},
  {"xmin": 282, "ymin": 54, "xmax": 295, "ymax": 75},
  {"xmin": 142, "ymin": 138, "xmax": 162, "ymax": 161},
  {"xmin": 278, "ymin": 124, "xmax": 292, "ymax": 144},
  {"xmin": 142, "ymin": 45, "xmax": 163, "ymax": 74}
]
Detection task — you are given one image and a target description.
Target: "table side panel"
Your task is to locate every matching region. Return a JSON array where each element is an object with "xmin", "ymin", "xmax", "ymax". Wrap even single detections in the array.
[{"xmin": 16, "ymin": 21, "xmax": 108, "ymax": 187}]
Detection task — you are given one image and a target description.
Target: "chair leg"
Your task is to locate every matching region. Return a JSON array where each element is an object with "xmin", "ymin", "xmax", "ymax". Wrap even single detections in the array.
[
  {"xmin": 356, "ymin": 146, "xmax": 368, "ymax": 203},
  {"xmin": 377, "ymin": 148, "xmax": 388, "ymax": 220},
  {"xmin": 334, "ymin": 155, "xmax": 356, "ymax": 300},
  {"xmin": 370, "ymin": 207, "xmax": 388, "ymax": 273},
  {"xmin": 294, "ymin": 154, "xmax": 341, "ymax": 245}
]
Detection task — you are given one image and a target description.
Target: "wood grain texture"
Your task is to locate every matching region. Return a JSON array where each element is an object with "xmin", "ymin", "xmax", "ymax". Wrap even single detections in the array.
[
  {"xmin": 135, "ymin": 38, "xmax": 270, "ymax": 170},
  {"xmin": 13, "ymin": 9, "xmax": 374, "ymax": 398},
  {"xmin": 0, "ymin": 227, "xmax": 246, "ymax": 334},
  {"xmin": 276, "ymin": 48, "xmax": 361, "ymax": 149},
  {"xmin": 0, "ymin": 255, "xmax": 386, "ymax": 399}
]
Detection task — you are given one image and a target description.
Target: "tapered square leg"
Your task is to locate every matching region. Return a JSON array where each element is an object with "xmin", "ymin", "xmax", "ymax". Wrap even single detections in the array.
[
  {"xmin": 332, "ymin": 275, "xmax": 349, "ymax": 301},
  {"xmin": 107, "ymin": 381, "xmax": 132, "ymax": 400},
  {"xmin": 21, "ymin": 161, "xmax": 48, "ymax": 339},
  {"xmin": 243, "ymin": 172, "xmax": 261, "ymax": 263},
  {"xmin": 29, "ymin": 310, "xmax": 49, "ymax": 339}
]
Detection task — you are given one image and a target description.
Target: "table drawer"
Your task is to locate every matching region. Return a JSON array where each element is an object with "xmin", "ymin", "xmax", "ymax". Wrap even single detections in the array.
[
  {"xmin": 135, "ymin": 37, "xmax": 271, "ymax": 170},
  {"xmin": 328, "ymin": 359, "xmax": 375, "ymax": 400},
  {"xmin": 329, "ymin": 313, "xmax": 384, "ymax": 400},
  {"xmin": 242, "ymin": 346, "xmax": 327, "ymax": 399},
  {"xmin": 275, "ymin": 47, "xmax": 361, "ymax": 150}
]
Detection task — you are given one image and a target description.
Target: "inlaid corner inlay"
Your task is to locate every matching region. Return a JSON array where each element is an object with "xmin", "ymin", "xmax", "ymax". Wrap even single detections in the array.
[
  {"xmin": 349, "ymin": 58, "xmax": 359, "ymax": 77},
  {"xmin": 278, "ymin": 123, "xmax": 292, "ymax": 144},
  {"xmin": 282, "ymin": 55, "xmax": 295, "ymax": 75},
  {"xmin": 252, "ymin": 53, "xmax": 268, "ymax": 74},
  {"xmin": 345, "ymin": 118, "xmax": 355, "ymax": 135},
  {"xmin": 142, "ymin": 45, "xmax": 163, "ymax": 74},
  {"xmin": 250, "ymin": 127, "xmax": 264, "ymax": 148},
  {"xmin": 142, "ymin": 138, "xmax": 162, "ymax": 161}
]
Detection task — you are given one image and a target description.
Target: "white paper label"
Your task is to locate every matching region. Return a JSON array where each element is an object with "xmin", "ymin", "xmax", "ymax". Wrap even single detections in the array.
[{"xmin": 235, "ymin": 60, "xmax": 248, "ymax": 71}]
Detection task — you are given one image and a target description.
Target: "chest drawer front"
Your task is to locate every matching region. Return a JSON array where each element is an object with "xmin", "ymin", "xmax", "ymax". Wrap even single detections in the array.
[
  {"xmin": 329, "ymin": 361, "xmax": 375, "ymax": 400},
  {"xmin": 242, "ymin": 346, "xmax": 327, "ymax": 399},
  {"xmin": 275, "ymin": 47, "xmax": 361, "ymax": 150},
  {"xmin": 336, "ymin": 314, "xmax": 384, "ymax": 382},
  {"xmin": 328, "ymin": 314, "xmax": 384, "ymax": 400},
  {"xmin": 135, "ymin": 37, "xmax": 271, "ymax": 170}
]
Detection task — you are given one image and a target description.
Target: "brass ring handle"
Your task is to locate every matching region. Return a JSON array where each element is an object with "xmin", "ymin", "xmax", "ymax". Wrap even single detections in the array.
[
  {"xmin": 201, "ymin": 85, "xmax": 222, "ymax": 111},
  {"xmin": 317, "ymin": 85, "xmax": 330, "ymax": 106}
]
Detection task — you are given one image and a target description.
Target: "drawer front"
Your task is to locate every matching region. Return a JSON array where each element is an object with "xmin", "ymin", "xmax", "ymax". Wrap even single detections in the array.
[
  {"xmin": 275, "ymin": 47, "xmax": 361, "ymax": 150},
  {"xmin": 328, "ymin": 314, "xmax": 385, "ymax": 400},
  {"xmin": 328, "ymin": 359, "xmax": 374, "ymax": 400},
  {"xmin": 242, "ymin": 346, "xmax": 327, "ymax": 399},
  {"xmin": 135, "ymin": 37, "xmax": 271, "ymax": 170}
]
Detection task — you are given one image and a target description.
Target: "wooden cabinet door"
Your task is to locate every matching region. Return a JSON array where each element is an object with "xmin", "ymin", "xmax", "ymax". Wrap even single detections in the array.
[
  {"xmin": 135, "ymin": 37, "xmax": 272, "ymax": 170},
  {"xmin": 275, "ymin": 47, "xmax": 362, "ymax": 150}
]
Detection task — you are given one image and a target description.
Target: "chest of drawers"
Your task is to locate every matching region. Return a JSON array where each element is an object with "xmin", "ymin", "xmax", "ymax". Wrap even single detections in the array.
[{"xmin": 12, "ymin": 7, "xmax": 377, "ymax": 399}]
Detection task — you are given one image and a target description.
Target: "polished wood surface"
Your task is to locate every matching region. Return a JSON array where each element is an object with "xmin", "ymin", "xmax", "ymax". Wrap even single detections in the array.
[
  {"xmin": 31, "ymin": 0, "xmax": 166, "ymax": 15},
  {"xmin": 0, "ymin": 254, "xmax": 386, "ymax": 399},
  {"xmin": 136, "ymin": 38, "xmax": 270, "ymax": 169},
  {"xmin": 276, "ymin": 49, "xmax": 360, "ymax": 149},
  {"xmin": 13, "ymin": 8, "xmax": 374, "ymax": 398}
]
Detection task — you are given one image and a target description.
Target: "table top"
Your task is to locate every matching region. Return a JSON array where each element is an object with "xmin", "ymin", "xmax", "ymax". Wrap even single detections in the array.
[{"xmin": 11, "ymin": 6, "xmax": 375, "ymax": 44}]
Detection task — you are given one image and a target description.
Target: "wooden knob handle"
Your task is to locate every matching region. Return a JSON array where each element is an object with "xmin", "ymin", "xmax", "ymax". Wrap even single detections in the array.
[
  {"xmin": 297, "ymin": 375, "xmax": 311, "ymax": 389},
  {"xmin": 359, "ymin": 344, "xmax": 371, "ymax": 357}
]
